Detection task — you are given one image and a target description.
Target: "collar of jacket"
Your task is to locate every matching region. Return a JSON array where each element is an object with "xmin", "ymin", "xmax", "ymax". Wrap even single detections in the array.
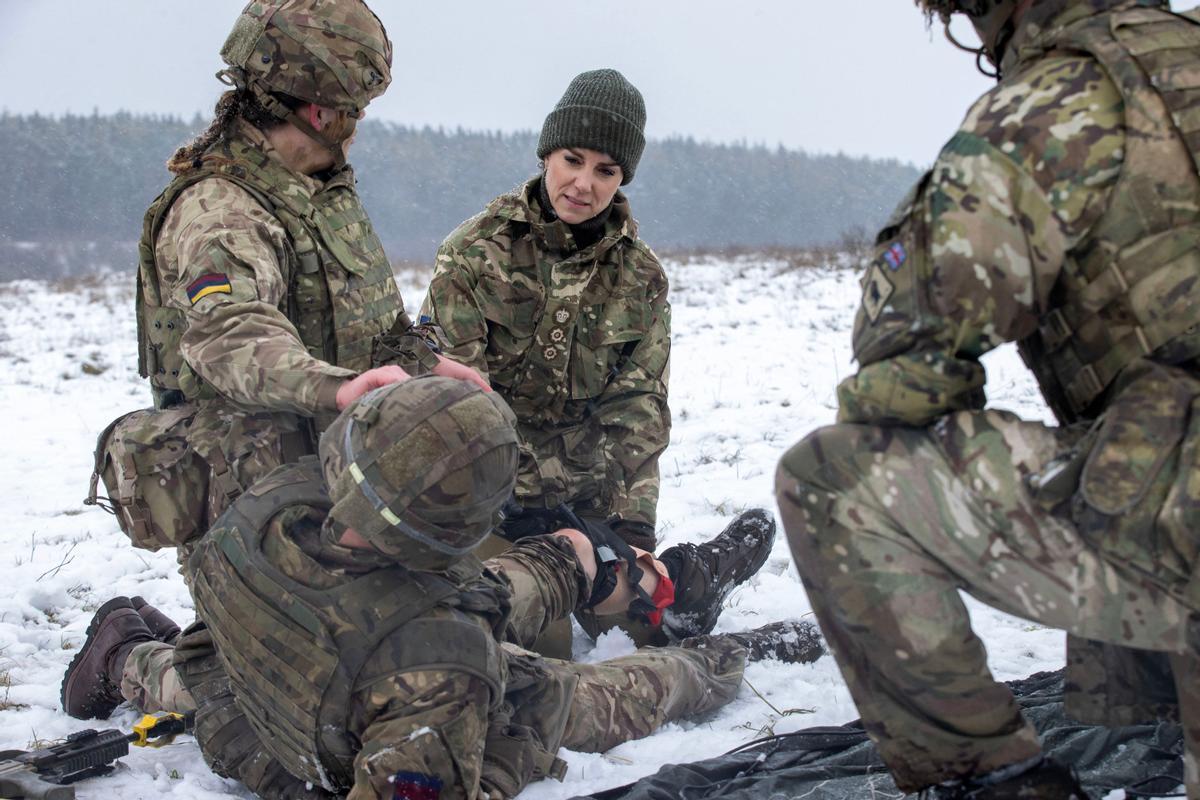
[
  {"xmin": 1001, "ymin": 0, "xmax": 1169, "ymax": 75},
  {"xmin": 229, "ymin": 119, "xmax": 357, "ymax": 196},
  {"xmin": 494, "ymin": 176, "xmax": 639, "ymax": 256}
]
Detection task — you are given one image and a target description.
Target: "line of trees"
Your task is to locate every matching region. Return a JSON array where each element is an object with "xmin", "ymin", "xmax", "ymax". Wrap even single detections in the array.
[{"xmin": 0, "ymin": 111, "xmax": 920, "ymax": 279}]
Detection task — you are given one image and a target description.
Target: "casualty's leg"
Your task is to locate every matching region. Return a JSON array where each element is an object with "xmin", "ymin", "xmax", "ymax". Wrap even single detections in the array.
[
  {"xmin": 121, "ymin": 640, "xmax": 196, "ymax": 714},
  {"xmin": 486, "ymin": 535, "xmax": 591, "ymax": 649},
  {"xmin": 62, "ymin": 596, "xmax": 195, "ymax": 719},
  {"xmin": 555, "ymin": 636, "xmax": 746, "ymax": 753},
  {"xmin": 485, "ymin": 532, "xmax": 668, "ymax": 649}
]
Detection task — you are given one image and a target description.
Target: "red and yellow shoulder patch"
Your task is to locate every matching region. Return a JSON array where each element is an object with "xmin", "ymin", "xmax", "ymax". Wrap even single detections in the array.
[{"xmin": 186, "ymin": 273, "xmax": 232, "ymax": 304}]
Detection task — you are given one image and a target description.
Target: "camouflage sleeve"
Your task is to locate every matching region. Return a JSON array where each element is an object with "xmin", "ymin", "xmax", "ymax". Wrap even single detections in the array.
[
  {"xmin": 163, "ymin": 179, "xmax": 354, "ymax": 415},
  {"xmin": 594, "ymin": 256, "xmax": 671, "ymax": 529},
  {"xmin": 347, "ymin": 670, "xmax": 491, "ymax": 800},
  {"xmin": 838, "ymin": 55, "xmax": 1125, "ymax": 426},
  {"xmin": 419, "ymin": 241, "xmax": 491, "ymax": 380}
]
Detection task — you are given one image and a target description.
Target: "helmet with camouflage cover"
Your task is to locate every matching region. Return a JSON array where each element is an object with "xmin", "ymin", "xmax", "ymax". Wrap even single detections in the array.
[
  {"xmin": 217, "ymin": 0, "xmax": 393, "ymax": 164},
  {"xmin": 916, "ymin": 0, "xmax": 1023, "ymax": 77},
  {"xmin": 319, "ymin": 376, "xmax": 519, "ymax": 572}
]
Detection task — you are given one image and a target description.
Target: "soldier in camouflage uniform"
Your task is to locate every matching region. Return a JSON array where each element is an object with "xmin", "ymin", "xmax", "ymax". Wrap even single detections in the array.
[
  {"xmin": 776, "ymin": 1, "xmax": 1200, "ymax": 797},
  {"xmin": 130, "ymin": 0, "xmax": 485, "ymax": 549},
  {"xmin": 421, "ymin": 68, "xmax": 776, "ymax": 648},
  {"xmin": 62, "ymin": 377, "xmax": 822, "ymax": 799},
  {"xmin": 419, "ymin": 69, "xmax": 668, "ymax": 552}
]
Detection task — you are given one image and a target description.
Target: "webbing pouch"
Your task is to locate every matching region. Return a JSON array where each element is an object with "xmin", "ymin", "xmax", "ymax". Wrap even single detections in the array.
[
  {"xmin": 1073, "ymin": 362, "xmax": 1200, "ymax": 586},
  {"xmin": 85, "ymin": 405, "xmax": 208, "ymax": 550}
]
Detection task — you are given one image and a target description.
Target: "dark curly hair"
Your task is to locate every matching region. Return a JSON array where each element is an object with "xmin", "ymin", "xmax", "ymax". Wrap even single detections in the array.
[{"xmin": 166, "ymin": 88, "xmax": 299, "ymax": 174}]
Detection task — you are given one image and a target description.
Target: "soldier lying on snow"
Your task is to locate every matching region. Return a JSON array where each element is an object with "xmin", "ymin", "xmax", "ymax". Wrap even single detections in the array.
[{"xmin": 64, "ymin": 377, "xmax": 822, "ymax": 800}]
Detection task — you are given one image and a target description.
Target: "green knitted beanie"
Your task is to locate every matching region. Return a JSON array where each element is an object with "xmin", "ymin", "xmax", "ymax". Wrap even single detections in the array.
[{"xmin": 537, "ymin": 68, "xmax": 646, "ymax": 185}]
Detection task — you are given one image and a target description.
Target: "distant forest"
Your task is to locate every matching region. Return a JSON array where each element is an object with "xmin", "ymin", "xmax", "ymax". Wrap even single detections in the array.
[{"xmin": 0, "ymin": 111, "xmax": 920, "ymax": 280}]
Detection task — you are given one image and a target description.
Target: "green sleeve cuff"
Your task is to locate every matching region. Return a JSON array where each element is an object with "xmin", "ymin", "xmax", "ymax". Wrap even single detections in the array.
[{"xmin": 837, "ymin": 354, "xmax": 985, "ymax": 426}]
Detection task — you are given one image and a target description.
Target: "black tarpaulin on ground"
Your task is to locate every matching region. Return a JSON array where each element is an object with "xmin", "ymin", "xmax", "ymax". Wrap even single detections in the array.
[{"xmin": 574, "ymin": 670, "xmax": 1185, "ymax": 800}]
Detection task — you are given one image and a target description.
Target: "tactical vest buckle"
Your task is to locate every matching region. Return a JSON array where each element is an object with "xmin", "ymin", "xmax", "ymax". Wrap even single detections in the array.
[
  {"xmin": 1041, "ymin": 309, "xmax": 1074, "ymax": 350},
  {"xmin": 1066, "ymin": 364, "xmax": 1105, "ymax": 411}
]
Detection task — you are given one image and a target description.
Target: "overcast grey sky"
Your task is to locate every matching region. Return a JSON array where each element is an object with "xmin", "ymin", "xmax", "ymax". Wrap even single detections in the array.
[{"xmin": 0, "ymin": 2, "xmax": 1188, "ymax": 166}]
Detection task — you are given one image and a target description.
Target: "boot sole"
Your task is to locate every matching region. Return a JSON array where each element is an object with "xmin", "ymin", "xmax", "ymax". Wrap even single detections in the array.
[{"xmin": 60, "ymin": 596, "xmax": 133, "ymax": 718}]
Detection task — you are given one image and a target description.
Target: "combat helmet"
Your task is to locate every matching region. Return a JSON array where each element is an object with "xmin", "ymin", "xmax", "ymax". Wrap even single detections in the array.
[
  {"xmin": 916, "ymin": 0, "xmax": 1024, "ymax": 77},
  {"xmin": 216, "ymin": 0, "xmax": 393, "ymax": 164},
  {"xmin": 319, "ymin": 376, "xmax": 519, "ymax": 571}
]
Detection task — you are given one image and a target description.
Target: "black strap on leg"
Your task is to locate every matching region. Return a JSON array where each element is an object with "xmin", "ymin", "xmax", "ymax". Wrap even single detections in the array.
[
  {"xmin": 558, "ymin": 506, "xmax": 659, "ymax": 622},
  {"xmin": 498, "ymin": 499, "xmax": 662, "ymax": 622}
]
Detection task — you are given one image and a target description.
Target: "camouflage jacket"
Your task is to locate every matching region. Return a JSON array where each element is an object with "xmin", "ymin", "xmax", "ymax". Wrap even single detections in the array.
[
  {"xmin": 187, "ymin": 460, "xmax": 571, "ymax": 800},
  {"xmin": 838, "ymin": 0, "xmax": 1200, "ymax": 723},
  {"xmin": 420, "ymin": 177, "xmax": 671, "ymax": 532},
  {"xmin": 138, "ymin": 122, "xmax": 432, "ymax": 523}
]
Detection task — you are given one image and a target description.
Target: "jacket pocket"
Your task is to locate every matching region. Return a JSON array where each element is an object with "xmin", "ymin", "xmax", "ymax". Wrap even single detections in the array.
[{"xmin": 571, "ymin": 296, "xmax": 651, "ymax": 400}]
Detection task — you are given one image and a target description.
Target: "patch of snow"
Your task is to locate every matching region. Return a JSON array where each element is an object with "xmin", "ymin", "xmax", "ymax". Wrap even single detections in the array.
[{"xmin": 0, "ymin": 259, "xmax": 1171, "ymax": 798}]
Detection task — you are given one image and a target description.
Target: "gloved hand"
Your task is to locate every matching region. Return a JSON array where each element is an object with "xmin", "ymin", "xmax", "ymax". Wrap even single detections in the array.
[
  {"xmin": 497, "ymin": 497, "xmax": 564, "ymax": 541},
  {"xmin": 610, "ymin": 519, "xmax": 656, "ymax": 552}
]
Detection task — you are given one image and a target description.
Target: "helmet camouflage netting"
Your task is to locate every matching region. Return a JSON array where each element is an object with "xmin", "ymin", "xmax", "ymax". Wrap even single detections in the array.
[
  {"xmin": 219, "ymin": 0, "xmax": 392, "ymax": 115},
  {"xmin": 320, "ymin": 376, "xmax": 519, "ymax": 571}
]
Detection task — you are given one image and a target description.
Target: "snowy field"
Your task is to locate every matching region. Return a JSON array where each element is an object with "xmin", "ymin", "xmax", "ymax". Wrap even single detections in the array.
[{"xmin": 0, "ymin": 255, "xmax": 1137, "ymax": 799}]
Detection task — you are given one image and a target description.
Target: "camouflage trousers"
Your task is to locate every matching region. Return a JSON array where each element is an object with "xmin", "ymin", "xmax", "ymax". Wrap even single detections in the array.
[
  {"xmin": 121, "ymin": 638, "xmax": 196, "ymax": 715},
  {"xmin": 122, "ymin": 535, "xmax": 743, "ymax": 756},
  {"xmin": 487, "ymin": 536, "xmax": 743, "ymax": 752},
  {"xmin": 776, "ymin": 409, "xmax": 1199, "ymax": 794}
]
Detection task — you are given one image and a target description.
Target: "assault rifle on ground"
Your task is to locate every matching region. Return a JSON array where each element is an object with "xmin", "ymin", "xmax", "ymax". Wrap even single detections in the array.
[{"xmin": 0, "ymin": 712, "xmax": 191, "ymax": 799}]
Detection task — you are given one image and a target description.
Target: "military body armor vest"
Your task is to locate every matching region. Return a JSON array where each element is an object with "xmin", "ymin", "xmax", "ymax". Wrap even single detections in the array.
[
  {"xmin": 188, "ymin": 457, "xmax": 503, "ymax": 792},
  {"xmin": 136, "ymin": 133, "xmax": 405, "ymax": 408},
  {"xmin": 1017, "ymin": 4, "xmax": 1200, "ymax": 423}
]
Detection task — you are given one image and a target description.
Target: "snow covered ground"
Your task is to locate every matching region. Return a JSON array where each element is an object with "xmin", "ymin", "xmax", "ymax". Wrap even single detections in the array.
[{"xmin": 0, "ymin": 257, "xmax": 1148, "ymax": 799}]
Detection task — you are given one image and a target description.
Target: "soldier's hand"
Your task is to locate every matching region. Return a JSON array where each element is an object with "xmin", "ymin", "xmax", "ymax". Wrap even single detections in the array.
[
  {"xmin": 335, "ymin": 365, "xmax": 411, "ymax": 410},
  {"xmin": 431, "ymin": 354, "xmax": 492, "ymax": 392}
]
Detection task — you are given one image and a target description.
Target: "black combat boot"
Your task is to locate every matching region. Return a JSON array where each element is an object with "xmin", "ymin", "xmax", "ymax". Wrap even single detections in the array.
[
  {"xmin": 681, "ymin": 620, "xmax": 826, "ymax": 665},
  {"xmin": 927, "ymin": 757, "xmax": 1090, "ymax": 799},
  {"xmin": 130, "ymin": 596, "xmax": 182, "ymax": 645},
  {"xmin": 657, "ymin": 508, "xmax": 776, "ymax": 641},
  {"xmin": 61, "ymin": 596, "xmax": 156, "ymax": 719},
  {"xmin": 722, "ymin": 620, "xmax": 825, "ymax": 664}
]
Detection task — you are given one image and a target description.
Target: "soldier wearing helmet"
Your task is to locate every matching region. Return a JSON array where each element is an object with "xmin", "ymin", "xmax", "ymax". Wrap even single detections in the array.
[
  {"xmin": 122, "ymin": 0, "xmax": 487, "ymax": 556},
  {"xmin": 777, "ymin": 0, "xmax": 1200, "ymax": 797},
  {"xmin": 61, "ymin": 376, "xmax": 823, "ymax": 799}
]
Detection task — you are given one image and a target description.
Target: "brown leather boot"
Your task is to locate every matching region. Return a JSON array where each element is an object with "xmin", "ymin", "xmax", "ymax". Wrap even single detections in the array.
[
  {"xmin": 61, "ymin": 597, "xmax": 156, "ymax": 719},
  {"xmin": 130, "ymin": 596, "xmax": 181, "ymax": 645}
]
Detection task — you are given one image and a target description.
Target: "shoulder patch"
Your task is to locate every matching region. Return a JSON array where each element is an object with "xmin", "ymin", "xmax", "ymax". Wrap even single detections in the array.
[
  {"xmin": 882, "ymin": 242, "xmax": 907, "ymax": 271},
  {"xmin": 186, "ymin": 273, "xmax": 232, "ymax": 304},
  {"xmin": 391, "ymin": 770, "xmax": 442, "ymax": 800},
  {"xmin": 861, "ymin": 262, "xmax": 895, "ymax": 324}
]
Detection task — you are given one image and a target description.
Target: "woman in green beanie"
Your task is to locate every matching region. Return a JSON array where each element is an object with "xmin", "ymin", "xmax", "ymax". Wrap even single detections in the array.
[{"xmin": 419, "ymin": 68, "xmax": 670, "ymax": 554}]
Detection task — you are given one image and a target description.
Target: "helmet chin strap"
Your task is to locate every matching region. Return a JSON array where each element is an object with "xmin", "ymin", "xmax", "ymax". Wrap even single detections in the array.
[
  {"xmin": 217, "ymin": 68, "xmax": 356, "ymax": 170},
  {"xmin": 942, "ymin": 0, "xmax": 1019, "ymax": 80},
  {"xmin": 257, "ymin": 85, "xmax": 357, "ymax": 171},
  {"xmin": 943, "ymin": 21, "xmax": 1001, "ymax": 78}
]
